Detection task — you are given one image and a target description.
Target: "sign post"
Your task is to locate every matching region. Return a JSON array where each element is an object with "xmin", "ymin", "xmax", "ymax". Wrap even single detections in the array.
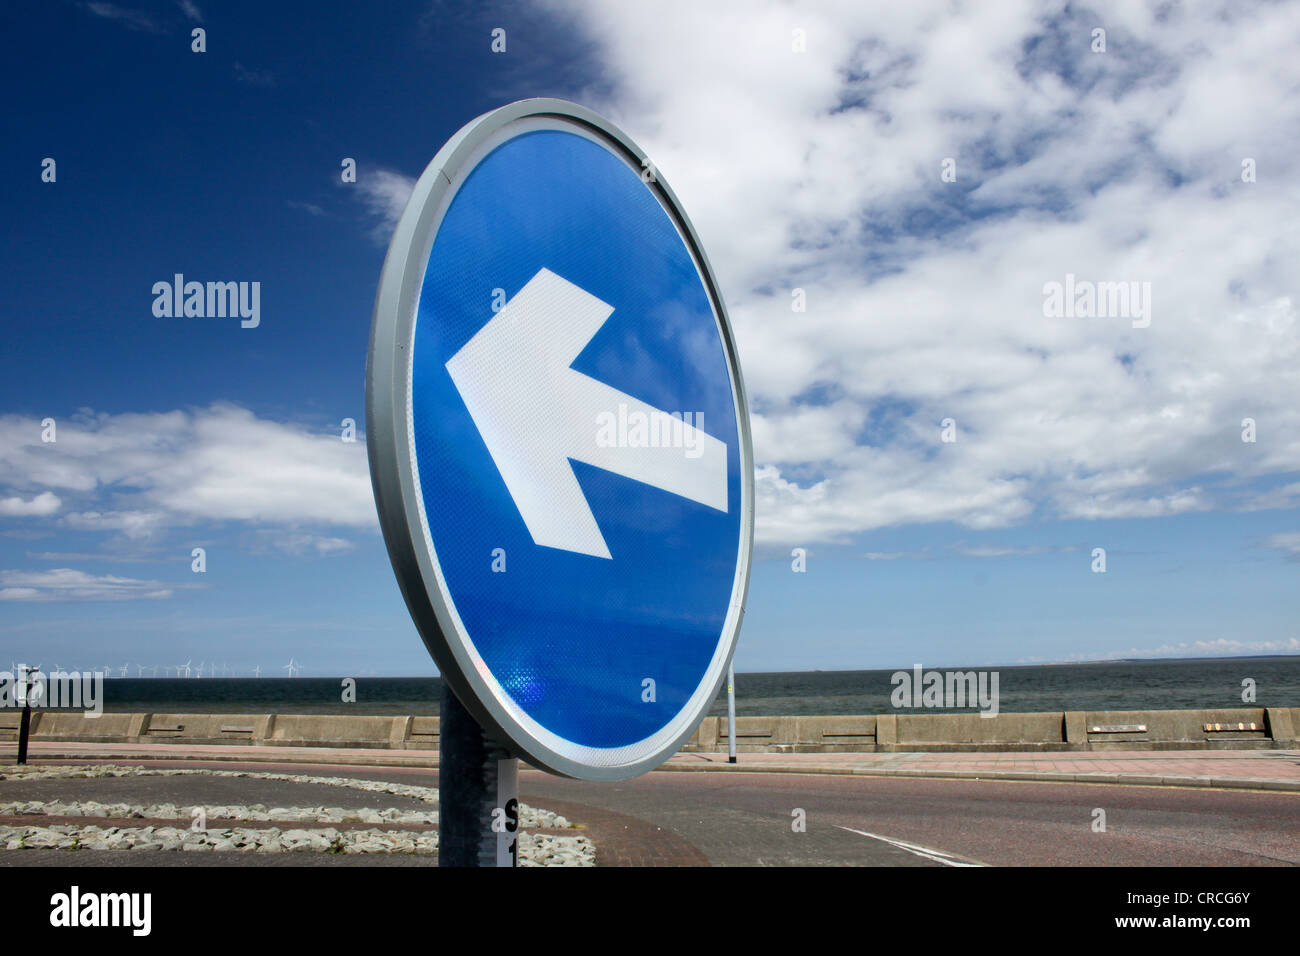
[
  {"xmin": 727, "ymin": 662, "xmax": 737, "ymax": 764},
  {"xmin": 437, "ymin": 685, "xmax": 518, "ymax": 866},
  {"xmin": 367, "ymin": 99, "xmax": 753, "ymax": 865},
  {"xmin": 15, "ymin": 665, "xmax": 33, "ymax": 765}
]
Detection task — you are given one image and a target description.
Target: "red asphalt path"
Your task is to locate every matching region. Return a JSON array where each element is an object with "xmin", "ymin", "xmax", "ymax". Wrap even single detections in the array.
[{"xmin": 10, "ymin": 742, "xmax": 1300, "ymax": 792}]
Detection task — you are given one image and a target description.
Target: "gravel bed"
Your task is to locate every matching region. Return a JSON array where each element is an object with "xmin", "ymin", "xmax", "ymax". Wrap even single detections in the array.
[{"xmin": 0, "ymin": 765, "xmax": 594, "ymax": 866}]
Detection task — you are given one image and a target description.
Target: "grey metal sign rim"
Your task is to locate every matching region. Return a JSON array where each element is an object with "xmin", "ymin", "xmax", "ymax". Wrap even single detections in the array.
[{"xmin": 366, "ymin": 97, "xmax": 754, "ymax": 781}]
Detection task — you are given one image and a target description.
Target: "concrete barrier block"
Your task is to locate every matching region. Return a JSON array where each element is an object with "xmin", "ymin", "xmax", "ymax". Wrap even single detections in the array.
[
  {"xmin": 897, "ymin": 712, "xmax": 1063, "ymax": 746},
  {"xmin": 141, "ymin": 713, "xmax": 258, "ymax": 741},
  {"xmin": 794, "ymin": 716, "xmax": 876, "ymax": 752},
  {"xmin": 772, "ymin": 716, "xmax": 798, "ymax": 750},
  {"xmin": 0, "ymin": 714, "xmax": 19, "ymax": 741},
  {"xmin": 694, "ymin": 716, "xmax": 718, "ymax": 750},
  {"xmin": 1063, "ymin": 711, "xmax": 1086, "ymax": 745},
  {"xmin": 717, "ymin": 716, "xmax": 780, "ymax": 752},
  {"xmin": 1085, "ymin": 708, "xmax": 1267, "ymax": 745},
  {"xmin": 408, "ymin": 716, "xmax": 439, "ymax": 750},
  {"xmin": 32, "ymin": 711, "xmax": 136, "ymax": 739},
  {"xmin": 142, "ymin": 712, "xmax": 187, "ymax": 736},
  {"xmin": 877, "ymin": 714, "xmax": 897, "ymax": 746},
  {"xmin": 269, "ymin": 714, "xmax": 399, "ymax": 748},
  {"xmin": 254, "ymin": 715, "xmax": 275, "ymax": 743},
  {"xmin": 1264, "ymin": 707, "xmax": 1296, "ymax": 744},
  {"xmin": 389, "ymin": 716, "xmax": 413, "ymax": 747},
  {"xmin": 683, "ymin": 722, "xmax": 705, "ymax": 750}
]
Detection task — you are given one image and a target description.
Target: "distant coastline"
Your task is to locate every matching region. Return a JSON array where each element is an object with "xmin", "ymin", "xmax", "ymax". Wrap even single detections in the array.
[{"xmin": 752, "ymin": 652, "xmax": 1300, "ymax": 676}]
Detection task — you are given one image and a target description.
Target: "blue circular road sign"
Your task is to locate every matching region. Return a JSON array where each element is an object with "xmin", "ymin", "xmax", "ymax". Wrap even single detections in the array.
[{"xmin": 367, "ymin": 99, "xmax": 753, "ymax": 780}]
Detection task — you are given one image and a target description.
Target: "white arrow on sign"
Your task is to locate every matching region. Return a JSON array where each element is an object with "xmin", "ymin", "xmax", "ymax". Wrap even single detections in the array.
[{"xmin": 445, "ymin": 268, "xmax": 727, "ymax": 559}]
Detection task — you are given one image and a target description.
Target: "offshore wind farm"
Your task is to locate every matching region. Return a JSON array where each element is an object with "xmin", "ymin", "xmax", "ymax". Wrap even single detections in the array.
[{"xmin": 18, "ymin": 656, "xmax": 1299, "ymax": 717}]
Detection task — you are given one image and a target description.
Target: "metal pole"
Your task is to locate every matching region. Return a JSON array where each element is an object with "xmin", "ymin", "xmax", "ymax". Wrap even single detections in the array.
[
  {"xmin": 16, "ymin": 666, "xmax": 31, "ymax": 766},
  {"xmin": 727, "ymin": 661, "xmax": 737, "ymax": 764},
  {"xmin": 438, "ymin": 682, "xmax": 518, "ymax": 866},
  {"xmin": 16, "ymin": 704, "xmax": 30, "ymax": 765}
]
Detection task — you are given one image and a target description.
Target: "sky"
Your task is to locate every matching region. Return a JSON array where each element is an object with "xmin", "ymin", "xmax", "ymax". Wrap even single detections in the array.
[{"xmin": 1, "ymin": 0, "xmax": 1298, "ymax": 676}]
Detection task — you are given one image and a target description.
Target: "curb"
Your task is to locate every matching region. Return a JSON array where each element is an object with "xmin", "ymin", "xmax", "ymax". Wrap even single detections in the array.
[
  {"xmin": 20, "ymin": 749, "xmax": 440, "ymax": 769},
  {"xmin": 16, "ymin": 748, "xmax": 1300, "ymax": 794},
  {"xmin": 655, "ymin": 760, "xmax": 1300, "ymax": 792}
]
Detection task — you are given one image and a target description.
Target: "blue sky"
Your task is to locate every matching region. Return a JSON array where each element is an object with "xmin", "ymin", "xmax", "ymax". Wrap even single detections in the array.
[{"xmin": 1, "ymin": 0, "xmax": 1298, "ymax": 676}]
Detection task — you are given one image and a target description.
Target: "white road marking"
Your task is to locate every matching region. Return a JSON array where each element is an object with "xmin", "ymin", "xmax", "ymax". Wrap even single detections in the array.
[{"xmin": 836, "ymin": 825, "xmax": 985, "ymax": 867}]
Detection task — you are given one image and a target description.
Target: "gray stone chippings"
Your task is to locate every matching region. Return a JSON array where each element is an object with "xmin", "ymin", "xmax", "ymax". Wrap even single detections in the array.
[
  {"xmin": 0, "ymin": 764, "xmax": 595, "ymax": 866},
  {"xmin": 0, "ymin": 823, "xmax": 595, "ymax": 865}
]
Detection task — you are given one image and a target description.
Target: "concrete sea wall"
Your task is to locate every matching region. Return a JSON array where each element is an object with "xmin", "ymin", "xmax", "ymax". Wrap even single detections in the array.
[
  {"xmin": 2, "ymin": 707, "xmax": 1296, "ymax": 754},
  {"xmin": 688, "ymin": 707, "xmax": 1298, "ymax": 753}
]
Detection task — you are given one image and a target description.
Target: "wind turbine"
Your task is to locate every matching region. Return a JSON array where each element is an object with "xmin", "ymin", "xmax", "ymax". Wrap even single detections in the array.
[
  {"xmin": 283, "ymin": 658, "xmax": 299, "ymax": 678},
  {"xmin": 18, "ymin": 664, "xmax": 43, "ymax": 704},
  {"xmin": 119, "ymin": 663, "xmax": 129, "ymax": 678},
  {"xmin": 252, "ymin": 664, "xmax": 261, "ymax": 678},
  {"xmin": 195, "ymin": 661, "xmax": 205, "ymax": 679},
  {"xmin": 178, "ymin": 660, "xmax": 191, "ymax": 679}
]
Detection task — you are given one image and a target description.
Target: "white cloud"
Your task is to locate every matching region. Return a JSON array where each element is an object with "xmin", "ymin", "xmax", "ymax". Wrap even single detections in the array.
[
  {"xmin": 1263, "ymin": 531, "xmax": 1300, "ymax": 556},
  {"xmin": 354, "ymin": 168, "xmax": 416, "ymax": 241},
  {"xmin": 951, "ymin": 543, "xmax": 1058, "ymax": 558},
  {"xmin": 0, "ymin": 406, "xmax": 374, "ymax": 541},
  {"xmin": 250, "ymin": 530, "xmax": 356, "ymax": 557},
  {"xmin": 547, "ymin": 0, "xmax": 1300, "ymax": 546},
  {"xmin": 83, "ymin": 2, "xmax": 161, "ymax": 32},
  {"xmin": 1241, "ymin": 481, "xmax": 1300, "ymax": 512},
  {"xmin": 287, "ymin": 199, "xmax": 325, "ymax": 217},
  {"xmin": 178, "ymin": 0, "xmax": 202, "ymax": 22},
  {"xmin": 0, "ymin": 568, "xmax": 181, "ymax": 602},
  {"xmin": 26, "ymin": 551, "xmax": 159, "ymax": 563},
  {"xmin": 0, "ymin": 492, "xmax": 60, "ymax": 517},
  {"xmin": 62, "ymin": 510, "xmax": 166, "ymax": 540},
  {"xmin": 1073, "ymin": 636, "xmax": 1300, "ymax": 661}
]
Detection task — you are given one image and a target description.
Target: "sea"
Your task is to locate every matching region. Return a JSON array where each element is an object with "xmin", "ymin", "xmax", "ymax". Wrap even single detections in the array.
[{"xmin": 45, "ymin": 656, "xmax": 1300, "ymax": 717}]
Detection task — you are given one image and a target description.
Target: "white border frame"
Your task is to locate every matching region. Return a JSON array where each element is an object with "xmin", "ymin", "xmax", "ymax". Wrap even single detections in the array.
[{"xmin": 366, "ymin": 99, "xmax": 754, "ymax": 780}]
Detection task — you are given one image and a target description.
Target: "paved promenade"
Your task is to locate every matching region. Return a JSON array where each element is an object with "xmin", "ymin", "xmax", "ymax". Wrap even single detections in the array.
[
  {"xmin": 668, "ymin": 749, "xmax": 1300, "ymax": 791},
  {"xmin": 8, "ymin": 741, "xmax": 1300, "ymax": 791}
]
